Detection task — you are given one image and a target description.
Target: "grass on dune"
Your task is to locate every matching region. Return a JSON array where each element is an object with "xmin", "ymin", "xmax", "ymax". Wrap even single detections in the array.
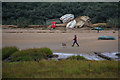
[
  {"xmin": 2, "ymin": 47, "xmax": 19, "ymax": 60},
  {"xmin": 11, "ymin": 47, "xmax": 52, "ymax": 61},
  {"xmin": 67, "ymin": 55, "xmax": 86, "ymax": 60},
  {"xmin": 2, "ymin": 46, "xmax": 119, "ymax": 78},
  {"xmin": 2, "ymin": 60, "xmax": 118, "ymax": 78},
  {"xmin": 2, "ymin": 47, "xmax": 52, "ymax": 62}
]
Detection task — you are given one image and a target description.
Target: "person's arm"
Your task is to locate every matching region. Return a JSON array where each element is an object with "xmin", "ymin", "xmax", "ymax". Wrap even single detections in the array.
[{"xmin": 73, "ymin": 37, "xmax": 75, "ymax": 40}]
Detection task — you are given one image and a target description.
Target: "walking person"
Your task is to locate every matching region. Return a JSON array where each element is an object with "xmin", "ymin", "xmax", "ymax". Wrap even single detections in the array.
[
  {"xmin": 72, "ymin": 35, "xmax": 79, "ymax": 47},
  {"xmin": 97, "ymin": 28, "xmax": 99, "ymax": 33}
]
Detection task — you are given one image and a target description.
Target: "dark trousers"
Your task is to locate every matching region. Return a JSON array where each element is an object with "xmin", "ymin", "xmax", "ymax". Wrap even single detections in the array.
[{"xmin": 72, "ymin": 41, "xmax": 79, "ymax": 47}]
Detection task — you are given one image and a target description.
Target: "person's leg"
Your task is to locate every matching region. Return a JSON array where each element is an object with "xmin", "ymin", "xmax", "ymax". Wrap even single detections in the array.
[
  {"xmin": 72, "ymin": 41, "xmax": 75, "ymax": 47},
  {"xmin": 75, "ymin": 41, "xmax": 79, "ymax": 47},
  {"xmin": 98, "ymin": 29, "xmax": 99, "ymax": 33}
]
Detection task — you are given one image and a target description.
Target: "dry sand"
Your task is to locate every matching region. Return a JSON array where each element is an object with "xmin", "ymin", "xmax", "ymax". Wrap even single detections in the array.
[{"xmin": 2, "ymin": 29, "xmax": 118, "ymax": 54}]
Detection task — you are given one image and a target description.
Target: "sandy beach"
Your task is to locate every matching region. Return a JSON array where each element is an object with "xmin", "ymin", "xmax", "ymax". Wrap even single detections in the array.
[{"xmin": 2, "ymin": 29, "xmax": 118, "ymax": 54}]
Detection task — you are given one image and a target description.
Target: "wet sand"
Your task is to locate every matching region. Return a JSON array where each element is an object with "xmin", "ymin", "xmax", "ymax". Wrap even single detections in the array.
[{"xmin": 2, "ymin": 29, "xmax": 118, "ymax": 54}]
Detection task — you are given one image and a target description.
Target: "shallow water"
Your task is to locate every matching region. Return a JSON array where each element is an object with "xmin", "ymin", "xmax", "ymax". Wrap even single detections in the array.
[
  {"xmin": 80, "ymin": 53, "xmax": 105, "ymax": 60},
  {"xmin": 101, "ymin": 52, "xmax": 120, "ymax": 61},
  {"xmin": 53, "ymin": 52, "xmax": 119, "ymax": 61}
]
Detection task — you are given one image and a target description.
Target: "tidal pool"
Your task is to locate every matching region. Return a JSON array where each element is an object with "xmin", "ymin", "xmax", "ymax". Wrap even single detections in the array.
[{"xmin": 53, "ymin": 52, "xmax": 120, "ymax": 61}]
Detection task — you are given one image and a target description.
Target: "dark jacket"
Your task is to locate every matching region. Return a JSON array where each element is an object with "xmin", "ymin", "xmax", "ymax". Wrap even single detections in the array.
[{"xmin": 73, "ymin": 36, "xmax": 77, "ymax": 41}]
